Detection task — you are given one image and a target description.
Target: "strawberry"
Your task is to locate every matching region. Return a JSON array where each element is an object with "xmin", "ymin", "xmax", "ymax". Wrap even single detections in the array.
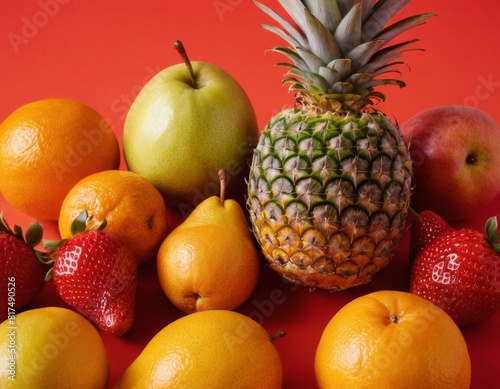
[
  {"xmin": 0, "ymin": 213, "xmax": 48, "ymax": 321},
  {"xmin": 410, "ymin": 216, "xmax": 500, "ymax": 326},
  {"xmin": 44, "ymin": 211, "xmax": 138, "ymax": 336},
  {"xmin": 409, "ymin": 210, "xmax": 452, "ymax": 264}
]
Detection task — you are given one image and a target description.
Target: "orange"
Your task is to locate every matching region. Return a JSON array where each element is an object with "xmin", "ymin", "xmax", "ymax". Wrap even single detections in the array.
[
  {"xmin": 114, "ymin": 310, "xmax": 283, "ymax": 389},
  {"xmin": 0, "ymin": 98, "xmax": 120, "ymax": 220},
  {"xmin": 0, "ymin": 307, "xmax": 109, "ymax": 388},
  {"xmin": 314, "ymin": 290, "xmax": 471, "ymax": 389},
  {"xmin": 59, "ymin": 169, "xmax": 168, "ymax": 265}
]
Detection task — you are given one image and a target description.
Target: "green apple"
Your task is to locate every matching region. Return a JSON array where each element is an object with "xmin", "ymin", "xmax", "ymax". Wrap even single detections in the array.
[{"xmin": 123, "ymin": 41, "xmax": 258, "ymax": 212}]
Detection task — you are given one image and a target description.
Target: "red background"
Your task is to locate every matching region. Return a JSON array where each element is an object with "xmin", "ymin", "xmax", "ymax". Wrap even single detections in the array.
[{"xmin": 1, "ymin": 1, "xmax": 499, "ymax": 388}]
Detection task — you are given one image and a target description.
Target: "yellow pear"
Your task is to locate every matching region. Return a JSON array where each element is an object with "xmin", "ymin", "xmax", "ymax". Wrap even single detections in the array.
[
  {"xmin": 114, "ymin": 310, "xmax": 284, "ymax": 389},
  {"xmin": 157, "ymin": 169, "xmax": 260, "ymax": 313}
]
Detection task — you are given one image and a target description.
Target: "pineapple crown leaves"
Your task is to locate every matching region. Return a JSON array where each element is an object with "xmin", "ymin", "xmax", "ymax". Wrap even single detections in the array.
[
  {"xmin": 0, "ymin": 212, "xmax": 45, "ymax": 263},
  {"xmin": 255, "ymin": 0, "xmax": 435, "ymax": 112},
  {"xmin": 42, "ymin": 210, "xmax": 107, "ymax": 281},
  {"xmin": 485, "ymin": 216, "xmax": 500, "ymax": 252}
]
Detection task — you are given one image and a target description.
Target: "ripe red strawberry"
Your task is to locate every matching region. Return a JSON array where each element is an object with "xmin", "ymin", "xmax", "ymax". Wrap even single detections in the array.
[
  {"xmin": 410, "ymin": 216, "xmax": 500, "ymax": 326},
  {"xmin": 45, "ymin": 211, "xmax": 137, "ymax": 336},
  {"xmin": 409, "ymin": 210, "xmax": 452, "ymax": 264},
  {"xmin": 0, "ymin": 213, "xmax": 48, "ymax": 321}
]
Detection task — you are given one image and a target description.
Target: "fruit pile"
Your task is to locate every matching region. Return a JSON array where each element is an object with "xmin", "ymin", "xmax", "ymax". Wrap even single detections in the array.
[{"xmin": 1, "ymin": 0, "xmax": 500, "ymax": 388}]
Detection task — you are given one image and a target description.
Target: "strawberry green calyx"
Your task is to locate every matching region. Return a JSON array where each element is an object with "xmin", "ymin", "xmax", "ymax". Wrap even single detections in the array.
[
  {"xmin": 71, "ymin": 209, "xmax": 107, "ymax": 236},
  {"xmin": 43, "ymin": 210, "xmax": 108, "ymax": 281},
  {"xmin": 44, "ymin": 210, "xmax": 107, "ymax": 251},
  {"xmin": 0, "ymin": 212, "xmax": 44, "ymax": 262},
  {"xmin": 0, "ymin": 212, "xmax": 43, "ymax": 247},
  {"xmin": 485, "ymin": 216, "xmax": 500, "ymax": 252}
]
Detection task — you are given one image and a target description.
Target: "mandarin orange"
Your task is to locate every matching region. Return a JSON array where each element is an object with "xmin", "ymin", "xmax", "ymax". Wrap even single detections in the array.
[
  {"xmin": 315, "ymin": 290, "xmax": 471, "ymax": 389},
  {"xmin": 0, "ymin": 98, "xmax": 120, "ymax": 220},
  {"xmin": 58, "ymin": 170, "xmax": 168, "ymax": 265}
]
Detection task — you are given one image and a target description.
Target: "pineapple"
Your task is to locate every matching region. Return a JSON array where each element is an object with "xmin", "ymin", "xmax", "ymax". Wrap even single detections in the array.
[{"xmin": 247, "ymin": 0, "xmax": 434, "ymax": 291}]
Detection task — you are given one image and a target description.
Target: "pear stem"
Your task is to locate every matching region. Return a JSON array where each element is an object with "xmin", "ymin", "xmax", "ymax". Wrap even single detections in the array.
[
  {"xmin": 269, "ymin": 330, "xmax": 286, "ymax": 342},
  {"xmin": 173, "ymin": 40, "xmax": 197, "ymax": 89},
  {"xmin": 218, "ymin": 169, "xmax": 227, "ymax": 204}
]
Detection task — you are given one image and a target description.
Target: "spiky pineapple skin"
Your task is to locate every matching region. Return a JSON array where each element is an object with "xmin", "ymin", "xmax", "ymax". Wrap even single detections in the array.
[{"xmin": 247, "ymin": 108, "xmax": 412, "ymax": 291}]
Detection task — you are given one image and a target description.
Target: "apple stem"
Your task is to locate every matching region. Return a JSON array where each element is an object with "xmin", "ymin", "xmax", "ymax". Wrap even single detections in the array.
[
  {"xmin": 173, "ymin": 40, "xmax": 197, "ymax": 89},
  {"xmin": 218, "ymin": 169, "xmax": 227, "ymax": 204}
]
